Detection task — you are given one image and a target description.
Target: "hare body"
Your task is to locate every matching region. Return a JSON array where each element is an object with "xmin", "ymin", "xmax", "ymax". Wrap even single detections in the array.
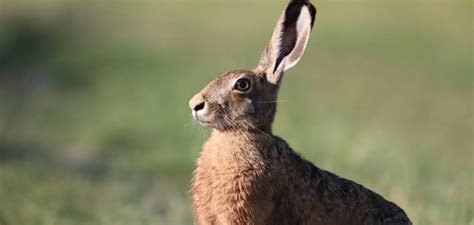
[
  {"xmin": 189, "ymin": 0, "xmax": 411, "ymax": 224},
  {"xmin": 192, "ymin": 129, "xmax": 410, "ymax": 225}
]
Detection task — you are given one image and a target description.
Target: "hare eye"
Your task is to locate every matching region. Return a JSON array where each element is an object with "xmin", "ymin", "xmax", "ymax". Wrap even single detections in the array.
[{"xmin": 234, "ymin": 78, "xmax": 251, "ymax": 92}]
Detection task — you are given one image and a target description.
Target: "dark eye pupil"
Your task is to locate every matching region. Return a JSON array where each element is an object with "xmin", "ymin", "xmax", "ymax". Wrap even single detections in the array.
[
  {"xmin": 238, "ymin": 80, "xmax": 247, "ymax": 88},
  {"xmin": 236, "ymin": 79, "xmax": 250, "ymax": 91}
]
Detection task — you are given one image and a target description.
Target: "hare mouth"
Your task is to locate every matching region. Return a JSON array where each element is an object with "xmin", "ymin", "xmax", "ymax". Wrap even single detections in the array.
[
  {"xmin": 193, "ymin": 114, "xmax": 214, "ymax": 127},
  {"xmin": 195, "ymin": 119, "xmax": 214, "ymax": 127}
]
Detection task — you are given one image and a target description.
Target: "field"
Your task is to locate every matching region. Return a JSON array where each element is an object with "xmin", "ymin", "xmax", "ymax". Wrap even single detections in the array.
[{"xmin": 0, "ymin": 0, "xmax": 472, "ymax": 224}]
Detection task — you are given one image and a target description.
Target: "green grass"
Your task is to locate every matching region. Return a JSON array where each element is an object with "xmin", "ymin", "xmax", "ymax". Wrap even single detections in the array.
[{"xmin": 0, "ymin": 0, "xmax": 472, "ymax": 224}]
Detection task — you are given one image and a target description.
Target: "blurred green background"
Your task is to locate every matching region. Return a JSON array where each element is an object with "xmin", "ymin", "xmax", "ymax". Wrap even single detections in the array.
[{"xmin": 0, "ymin": 0, "xmax": 472, "ymax": 224}]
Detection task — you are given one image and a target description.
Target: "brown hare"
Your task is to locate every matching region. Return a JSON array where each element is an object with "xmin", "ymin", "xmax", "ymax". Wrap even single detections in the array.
[{"xmin": 188, "ymin": 0, "xmax": 412, "ymax": 224}]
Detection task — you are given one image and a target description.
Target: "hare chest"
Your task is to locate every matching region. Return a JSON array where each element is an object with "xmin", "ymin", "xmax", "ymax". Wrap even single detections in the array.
[{"xmin": 191, "ymin": 135, "xmax": 274, "ymax": 225}]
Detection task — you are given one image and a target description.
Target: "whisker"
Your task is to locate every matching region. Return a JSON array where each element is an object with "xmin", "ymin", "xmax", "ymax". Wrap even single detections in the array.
[
  {"xmin": 258, "ymin": 100, "xmax": 290, "ymax": 104},
  {"xmin": 184, "ymin": 118, "xmax": 195, "ymax": 128},
  {"xmin": 224, "ymin": 118, "xmax": 237, "ymax": 130},
  {"xmin": 243, "ymin": 120, "xmax": 273, "ymax": 140},
  {"xmin": 198, "ymin": 126, "xmax": 205, "ymax": 144}
]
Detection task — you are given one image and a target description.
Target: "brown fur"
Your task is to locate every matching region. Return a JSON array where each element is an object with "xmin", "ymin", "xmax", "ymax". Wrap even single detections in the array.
[
  {"xmin": 192, "ymin": 129, "xmax": 410, "ymax": 225},
  {"xmin": 189, "ymin": 1, "xmax": 411, "ymax": 224}
]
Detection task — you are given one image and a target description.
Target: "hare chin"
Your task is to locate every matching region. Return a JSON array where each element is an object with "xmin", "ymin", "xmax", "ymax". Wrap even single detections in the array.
[
  {"xmin": 192, "ymin": 113, "xmax": 214, "ymax": 128},
  {"xmin": 195, "ymin": 119, "xmax": 213, "ymax": 128}
]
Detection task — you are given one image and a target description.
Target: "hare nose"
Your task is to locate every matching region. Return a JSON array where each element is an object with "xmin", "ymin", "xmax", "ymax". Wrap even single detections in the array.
[
  {"xmin": 194, "ymin": 102, "xmax": 205, "ymax": 111},
  {"xmin": 189, "ymin": 94, "xmax": 205, "ymax": 112}
]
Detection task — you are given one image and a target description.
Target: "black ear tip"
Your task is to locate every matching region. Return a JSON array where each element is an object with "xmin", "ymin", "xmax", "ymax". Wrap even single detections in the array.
[
  {"xmin": 308, "ymin": 4, "xmax": 317, "ymax": 28},
  {"xmin": 287, "ymin": 0, "xmax": 317, "ymax": 28},
  {"xmin": 290, "ymin": 0, "xmax": 314, "ymax": 6}
]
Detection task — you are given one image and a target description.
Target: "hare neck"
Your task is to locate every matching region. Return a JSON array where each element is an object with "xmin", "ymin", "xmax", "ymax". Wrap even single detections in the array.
[
  {"xmin": 203, "ymin": 129, "xmax": 274, "ymax": 158},
  {"xmin": 212, "ymin": 128, "xmax": 273, "ymax": 142}
]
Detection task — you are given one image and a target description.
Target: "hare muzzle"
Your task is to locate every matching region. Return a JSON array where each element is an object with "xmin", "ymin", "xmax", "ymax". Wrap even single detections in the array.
[{"xmin": 189, "ymin": 93, "xmax": 211, "ymax": 124}]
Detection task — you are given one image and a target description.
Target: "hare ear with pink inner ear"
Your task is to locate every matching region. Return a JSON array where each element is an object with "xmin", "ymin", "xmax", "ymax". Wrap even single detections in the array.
[{"xmin": 256, "ymin": 0, "xmax": 317, "ymax": 85}]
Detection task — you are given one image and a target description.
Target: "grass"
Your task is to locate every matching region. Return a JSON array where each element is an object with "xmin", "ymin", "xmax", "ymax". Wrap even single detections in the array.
[{"xmin": 0, "ymin": 0, "xmax": 472, "ymax": 224}]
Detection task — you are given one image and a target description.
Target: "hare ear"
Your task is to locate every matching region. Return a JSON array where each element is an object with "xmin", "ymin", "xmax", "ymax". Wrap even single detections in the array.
[{"xmin": 256, "ymin": 0, "xmax": 316, "ymax": 84}]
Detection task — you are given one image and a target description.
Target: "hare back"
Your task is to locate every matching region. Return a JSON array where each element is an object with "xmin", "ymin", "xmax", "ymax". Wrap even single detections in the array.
[{"xmin": 269, "ymin": 136, "xmax": 411, "ymax": 225}]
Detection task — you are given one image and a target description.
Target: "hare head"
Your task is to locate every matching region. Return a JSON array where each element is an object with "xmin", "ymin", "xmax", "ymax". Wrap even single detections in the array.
[{"xmin": 189, "ymin": 0, "xmax": 316, "ymax": 132}]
